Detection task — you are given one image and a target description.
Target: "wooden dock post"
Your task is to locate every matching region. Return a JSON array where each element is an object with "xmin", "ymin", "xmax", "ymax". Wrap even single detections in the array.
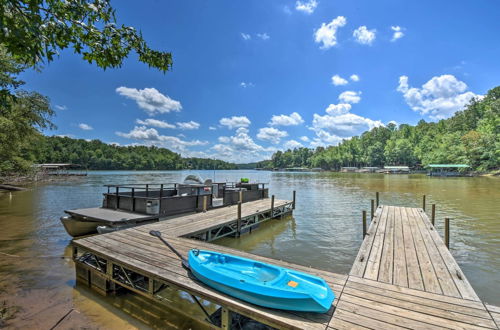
[
  {"xmin": 271, "ymin": 195, "xmax": 275, "ymax": 218},
  {"xmin": 203, "ymin": 196, "xmax": 207, "ymax": 212},
  {"xmin": 146, "ymin": 184, "xmax": 149, "ymax": 197},
  {"xmin": 237, "ymin": 202, "xmax": 242, "ymax": 237},
  {"xmin": 292, "ymin": 190, "xmax": 296, "ymax": 210},
  {"xmin": 371, "ymin": 199, "xmax": 375, "ymax": 219},
  {"xmin": 375, "ymin": 192, "xmax": 379, "ymax": 207},
  {"xmin": 422, "ymin": 194, "xmax": 426, "ymax": 211},
  {"xmin": 115, "ymin": 187, "xmax": 119, "ymax": 209},
  {"xmin": 445, "ymin": 217, "xmax": 450, "ymax": 249},
  {"xmin": 131, "ymin": 188, "xmax": 135, "ymax": 212},
  {"xmin": 362, "ymin": 211, "xmax": 367, "ymax": 238},
  {"xmin": 239, "ymin": 190, "xmax": 243, "ymax": 203},
  {"xmin": 431, "ymin": 204, "xmax": 436, "ymax": 226}
]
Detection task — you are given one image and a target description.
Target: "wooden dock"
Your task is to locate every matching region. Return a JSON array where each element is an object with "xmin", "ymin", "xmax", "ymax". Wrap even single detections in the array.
[{"xmin": 72, "ymin": 202, "xmax": 500, "ymax": 329}]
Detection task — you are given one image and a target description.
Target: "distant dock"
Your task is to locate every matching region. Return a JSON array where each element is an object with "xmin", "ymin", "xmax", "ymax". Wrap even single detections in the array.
[{"xmin": 72, "ymin": 199, "xmax": 500, "ymax": 329}]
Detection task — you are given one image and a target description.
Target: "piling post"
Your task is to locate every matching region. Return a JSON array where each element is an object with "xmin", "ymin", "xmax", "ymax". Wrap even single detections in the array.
[
  {"xmin": 362, "ymin": 211, "xmax": 367, "ymax": 238},
  {"xmin": 131, "ymin": 188, "xmax": 135, "ymax": 212},
  {"xmin": 431, "ymin": 204, "xmax": 436, "ymax": 226},
  {"xmin": 271, "ymin": 195, "xmax": 275, "ymax": 218},
  {"xmin": 237, "ymin": 202, "xmax": 242, "ymax": 237},
  {"xmin": 445, "ymin": 218, "xmax": 450, "ymax": 249},
  {"xmin": 203, "ymin": 195, "xmax": 207, "ymax": 212},
  {"xmin": 115, "ymin": 187, "xmax": 119, "ymax": 209},
  {"xmin": 422, "ymin": 195, "xmax": 426, "ymax": 211},
  {"xmin": 146, "ymin": 184, "xmax": 149, "ymax": 197},
  {"xmin": 292, "ymin": 190, "xmax": 296, "ymax": 210},
  {"xmin": 239, "ymin": 190, "xmax": 243, "ymax": 203},
  {"xmin": 376, "ymin": 192, "xmax": 379, "ymax": 207},
  {"xmin": 371, "ymin": 199, "xmax": 375, "ymax": 219}
]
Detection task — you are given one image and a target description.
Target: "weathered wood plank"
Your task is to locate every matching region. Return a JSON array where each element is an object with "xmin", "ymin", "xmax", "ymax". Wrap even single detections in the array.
[
  {"xmin": 392, "ymin": 204, "xmax": 408, "ymax": 287},
  {"xmin": 364, "ymin": 206, "xmax": 389, "ymax": 280},
  {"xmin": 378, "ymin": 205, "xmax": 395, "ymax": 283},
  {"xmin": 328, "ymin": 316, "xmax": 370, "ymax": 330},
  {"xmin": 415, "ymin": 209, "xmax": 480, "ymax": 301},
  {"xmin": 400, "ymin": 207, "xmax": 425, "ymax": 290},
  {"xmin": 409, "ymin": 207, "xmax": 461, "ymax": 298},
  {"xmin": 485, "ymin": 304, "xmax": 500, "ymax": 329},
  {"xmin": 350, "ymin": 205, "xmax": 384, "ymax": 277},
  {"xmin": 406, "ymin": 207, "xmax": 442, "ymax": 294}
]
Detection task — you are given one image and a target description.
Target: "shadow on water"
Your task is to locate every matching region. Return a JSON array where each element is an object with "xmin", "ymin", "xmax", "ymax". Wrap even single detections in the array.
[{"xmin": 0, "ymin": 170, "xmax": 499, "ymax": 328}]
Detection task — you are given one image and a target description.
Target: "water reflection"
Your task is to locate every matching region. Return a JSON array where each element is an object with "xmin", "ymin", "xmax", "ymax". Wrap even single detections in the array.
[{"xmin": 0, "ymin": 171, "xmax": 499, "ymax": 328}]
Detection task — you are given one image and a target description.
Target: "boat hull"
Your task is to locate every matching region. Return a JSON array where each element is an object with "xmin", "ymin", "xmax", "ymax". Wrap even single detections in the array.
[
  {"xmin": 60, "ymin": 216, "xmax": 100, "ymax": 237},
  {"xmin": 188, "ymin": 250, "xmax": 335, "ymax": 312}
]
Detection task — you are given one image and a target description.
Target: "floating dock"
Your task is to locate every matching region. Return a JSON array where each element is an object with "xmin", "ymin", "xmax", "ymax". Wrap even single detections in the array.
[{"xmin": 72, "ymin": 202, "xmax": 500, "ymax": 329}]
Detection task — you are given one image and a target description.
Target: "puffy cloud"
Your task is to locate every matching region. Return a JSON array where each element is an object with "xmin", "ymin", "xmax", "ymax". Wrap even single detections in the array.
[
  {"xmin": 136, "ymin": 118, "xmax": 176, "ymax": 129},
  {"xmin": 350, "ymin": 74, "xmax": 360, "ymax": 82},
  {"xmin": 176, "ymin": 121, "xmax": 200, "ymax": 130},
  {"xmin": 326, "ymin": 103, "xmax": 352, "ymax": 115},
  {"xmin": 116, "ymin": 126, "xmax": 208, "ymax": 153},
  {"xmin": 283, "ymin": 139, "xmax": 304, "ymax": 150},
  {"xmin": 256, "ymin": 33, "xmax": 270, "ymax": 40},
  {"xmin": 312, "ymin": 113, "xmax": 383, "ymax": 137},
  {"xmin": 241, "ymin": 33, "xmax": 251, "ymax": 40},
  {"xmin": 209, "ymin": 126, "xmax": 217, "ymax": 130},
  {"xmin": 295, "ymin": 0, "xmax": 318, "ymax": 14},
  {"xmin": 397, "ymin": 74, "xmax": 479, "ymax": 120},
  {"xmin": 240, "ymin": 82, "xmax": 255, "ymax": 88},
  {"xmin": 339, "ymin": 91, "xmax": 361, "ymax": 104},
  {"xmin": 269, "ymin": 112, "xmax": 304, "ymax": 126},
  {"xmin": 300, "ymin": 136, "xmax": 310, "ymax": 142},
  {"xmin": 391, "ymin": 26, "xmax": 404, "ymax": 42},
  {"xmin": 78, "ymin": 123, "xmax": 93, "ymax": 130},
  {"xmin": 353, "ymin": 26, "xmax": 376, "ymax": 45},
  {"xmin": 219, "ymin": 116, "xmax": 251, "ymax": 129},
  {"xmin": 314, "ymin": 16, "xmax": 347, "ymax": 49},
  {"xmin": 55, "ymin": 105, "xmax": 67, "ymax": 111},
  {"xmin": 257, "ymin": 127, "xmax": 288, "ymax": 144},
  {"xmin": 116, "ymin": 87, "xmax": 182, "ymax": 116},
  {"xmin": 212, "ymin": 127, "xmax": 274, "ymax": 163},
  {"xmin": 331, "ymin": 74, "xmax": 348, "ymax": 86}
]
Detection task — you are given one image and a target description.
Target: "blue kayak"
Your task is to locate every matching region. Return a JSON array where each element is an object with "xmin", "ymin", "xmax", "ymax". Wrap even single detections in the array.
[{"xmin": 188, "ymin": 249, "xmax": 335, "ymax": 313}]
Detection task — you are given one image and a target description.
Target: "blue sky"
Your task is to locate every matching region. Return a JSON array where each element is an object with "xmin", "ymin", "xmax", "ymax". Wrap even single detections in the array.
[{"xmin": 22, "ymin": 0, "xmax": 500, "ymax": 162}]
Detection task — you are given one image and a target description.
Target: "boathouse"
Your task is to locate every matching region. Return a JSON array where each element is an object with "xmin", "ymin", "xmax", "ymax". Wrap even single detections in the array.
[{"xmin": 427, "ymin": 164, "xmax": 471, "ymax": 176}]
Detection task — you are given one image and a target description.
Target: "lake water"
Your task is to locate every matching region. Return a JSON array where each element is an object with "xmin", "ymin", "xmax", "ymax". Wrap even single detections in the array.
[{"xmin": 0, "ymin": 170, "xmax": 499, "ymax": 328}]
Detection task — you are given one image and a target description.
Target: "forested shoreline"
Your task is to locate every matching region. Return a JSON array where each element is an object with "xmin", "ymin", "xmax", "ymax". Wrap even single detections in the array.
[
  {"xmin": 27, "ymin": 136, "xmax": 237, "ymax": 171},
  {"xmin": 260, "ymin": 87, "xmax": 499, "ymax": 172}
]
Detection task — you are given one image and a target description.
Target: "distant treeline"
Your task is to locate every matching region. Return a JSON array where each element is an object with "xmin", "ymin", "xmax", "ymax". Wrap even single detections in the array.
[
  {"xmin": 27, "ymin": 136, "xmax": 237, "ymax": 170},
  {"xmin": 264, "ymin": 86, "xmax": 499, "ymax": 171}
]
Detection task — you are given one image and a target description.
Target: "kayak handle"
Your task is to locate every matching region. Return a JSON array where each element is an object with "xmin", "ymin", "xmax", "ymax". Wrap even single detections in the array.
[{"xmin": 193, "ymin": 249, "xmax": 200, "ymax": 256}]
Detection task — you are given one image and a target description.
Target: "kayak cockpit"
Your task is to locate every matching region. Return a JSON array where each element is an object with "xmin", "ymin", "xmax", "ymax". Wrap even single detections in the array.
[{"xmin": 193, "ymin": 250, "xmax": 284, "ymax": 284}]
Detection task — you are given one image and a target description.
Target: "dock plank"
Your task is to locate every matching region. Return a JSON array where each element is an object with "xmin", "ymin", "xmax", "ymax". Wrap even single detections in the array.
[
  {"xmin": 401, "ymin": 206, "xmax": 425, "ymax": 291},
  {"xmin": 378, "ymin": 205, "xmax": 395, "ymax": 283},
  {"xmin": 364, "ymin": 205, "xmax": 389, "ymax": 280},
  {"xmin": 392, "ymin": 205, "xmax": 408, "ymax": 287}
]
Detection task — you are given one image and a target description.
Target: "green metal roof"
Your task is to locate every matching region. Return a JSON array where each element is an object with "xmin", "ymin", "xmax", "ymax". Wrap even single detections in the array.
[{"xmin": 428, "ymin": 164, "xmax": 470, "ymax": 168}]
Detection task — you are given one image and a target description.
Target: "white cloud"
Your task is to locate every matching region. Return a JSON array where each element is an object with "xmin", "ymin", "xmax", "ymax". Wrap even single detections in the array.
[
  {"xmin": 78, "ymin": 123, "xmax": 93, "ymax": 130},
  {"xmin": 391, "ymin": 26, "xmax": 404, "ymax": 42},
  {"xmin": 136, "ymin": 118, "xmax": 176, "ymax": 129},
  {"xmin": 300, "ymin": 136, "xmax": 310, "ymax": 142},
  {"xmin": 283, "ymin": 139, "xmax": 304, "ymax": 150},
  {"xmin": 397, "ymin": 74, "xmax": 479, "ymax": 120},
  {"xmin": 55, "ymin": 105, "xmax": 67, "ymax": 111},
  {"xmin": 115, "ymin": 126, "xmax": 208, "ymax": 153},
  {"xmin": 331, "ymin": 74, "xmax": 348, "ymax": 86},
  {"xmin": 353, "ymin": 26, "xmax": 376, "ymax": 45},
  {"xmin": 241, "ymin": 33, "xmax": 251, "ymax": 40},
  {"xmin": 176, "ymin": 121, "xmax": 200, "ymax": 130},
  {"xmin": 209, "ymin": 126, "xmax": 217, "ymax": 130},
  {"xmin": 326, "ymin": 103, "xmax": 352, "ymax": 115},
  {"xmin": 257, "ymin": 127, "xmax": 288, "ymax": 144},
  {"xmin": 339, "ymin": 91, "xmax": 361, "ymax": 104},
  {"xmin": 256, "ymin": 33, "xmax": 270, "ymax": 40},
  {"xmin": 295, "ymin": 0, "xmax": 318, "ymax": 14},
  {"xmin": 219, "ymin": 116, "xmax": 251, "ymax": 129},
  {"xmin": 314, "ymin": 16, "xmax": 347, "ymax": 49},
  {"xmin": 116, "ymin": 87, "xmax": 182, "ymax": 116},
  {"xmin": 240, "ymin": 82, "xmax": 255, "ymax": 88},
  {"xmin": 350, "ymin": 74, "xmax": 360, "ymax": 82},
  {"xmin": 312, "ymin": 113, "xmax": 383, "ymax": 138},
  {"xmin": 269, "ymin": 112, "xmax": 304, "ymax": 126},
  {"xmin": 212, "ymin": 127, "xmax": 274, "ymax": 163}
]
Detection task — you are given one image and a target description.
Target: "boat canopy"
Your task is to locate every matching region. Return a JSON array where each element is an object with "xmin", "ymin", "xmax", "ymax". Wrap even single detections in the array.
[{"xmin": 427, "ymin": 164, "xmax": 470, "ymax": 168}]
